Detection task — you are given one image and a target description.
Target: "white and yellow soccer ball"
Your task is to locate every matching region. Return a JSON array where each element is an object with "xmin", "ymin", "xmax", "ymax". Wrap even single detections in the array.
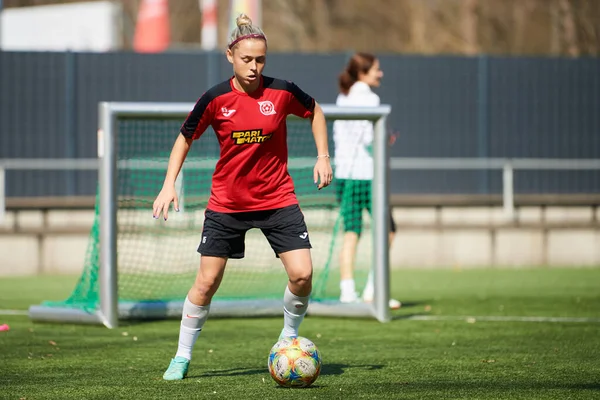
[{"xmin": 267, "ymin": 336, "xmax": 322, "ymax": 388}]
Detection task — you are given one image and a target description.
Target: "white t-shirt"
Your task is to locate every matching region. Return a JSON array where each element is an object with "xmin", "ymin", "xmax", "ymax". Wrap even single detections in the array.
[{"xmin": 333, "ymin": 81, "xmax": 379, "ymax": 180}]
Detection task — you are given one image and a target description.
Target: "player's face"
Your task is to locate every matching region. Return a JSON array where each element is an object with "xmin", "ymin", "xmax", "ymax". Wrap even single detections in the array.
[
  {"xmin": 363, "ymin": 59, "xmax": 383, "ymax": 88},
  {"xmin": 227, "ymin": 39, "xmax": 267, "ymax": 91}
]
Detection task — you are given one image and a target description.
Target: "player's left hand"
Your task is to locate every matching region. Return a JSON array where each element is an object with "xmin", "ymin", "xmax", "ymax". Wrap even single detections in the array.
[{"xmin": 314, "ymin": 157, "xmax": 333, "ymax": 190}]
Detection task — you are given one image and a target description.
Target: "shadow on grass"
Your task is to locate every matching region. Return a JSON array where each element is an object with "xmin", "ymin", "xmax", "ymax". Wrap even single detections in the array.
[
  {"xmin": 393, "ymin": 301, "xmax": 426, "ymax": 308},
  {"xmin": 189, "ymin": 362, "xmax": 385, "ymax": 379},
  {"xmin": 190, "ymin": 367, "xmax": 265, "ymax": 378},
  {"xmin": 320, "ymin": 363, "xmax": 385, "ymax": 376}
]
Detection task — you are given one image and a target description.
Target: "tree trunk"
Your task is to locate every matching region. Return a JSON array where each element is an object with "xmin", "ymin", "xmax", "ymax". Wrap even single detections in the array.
[
  {"xmin": 313, "ymin": 0, "xmax": 331, "ymax": 52},
  {"xmin": 550, "ymin": 0, "xmax": 561, "ymax": 55},
  {"xmin": 559, "ymin": 0, "xmax": 579, "ymax": 56},
  {"xmin": 462, "ymin": 0, "xmax": 479, "ymax": 55},
  {"xmin": 409, "ymin": 0, "xmax": 429, "ymax": 53},
  {"xmin": 513, "ymin": 0, "xmax": 535, "ymax": 53}
]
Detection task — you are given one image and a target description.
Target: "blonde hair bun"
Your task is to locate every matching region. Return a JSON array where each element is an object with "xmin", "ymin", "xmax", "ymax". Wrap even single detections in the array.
[
  {"xmin": 227, "ymin": 13, "xmax": 265, "ymax": 49},
  {"xmin": 236, "ymin": 14, "xmax": 252, "ymax": 27}
]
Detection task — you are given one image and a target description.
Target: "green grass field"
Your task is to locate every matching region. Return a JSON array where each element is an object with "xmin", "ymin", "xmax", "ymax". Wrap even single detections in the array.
[{"xmin": 1, "ymin": 268, "xmax": 599, "ymax": 400}]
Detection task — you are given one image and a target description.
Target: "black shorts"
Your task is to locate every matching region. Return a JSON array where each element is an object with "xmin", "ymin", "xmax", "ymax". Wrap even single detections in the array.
[{"xmin": 197, "ymin": 204, "xmax": 312, "ymax": 259}]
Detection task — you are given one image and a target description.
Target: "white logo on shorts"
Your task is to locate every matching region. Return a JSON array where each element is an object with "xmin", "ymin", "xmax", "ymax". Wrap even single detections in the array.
[
  {"xmin": 299, "ymin": 232, "xmax": 308, "ymax": 240},
  {"xmin": 258, "ymin": 101, "xmax": 276, "ymax": 116},
  {"xmin": 202, "ymin": 236, "xmax": 207, "ymax": 243}
]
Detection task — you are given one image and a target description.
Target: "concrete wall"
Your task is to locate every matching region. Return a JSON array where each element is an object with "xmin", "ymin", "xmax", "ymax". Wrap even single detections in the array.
[
  {"xmin": 1, "ymin": 206, "xmax": 599, "ymax": 276},
  {"xmin": 389, "ymin": 206, "xmax": 600, "ymax": 269}
]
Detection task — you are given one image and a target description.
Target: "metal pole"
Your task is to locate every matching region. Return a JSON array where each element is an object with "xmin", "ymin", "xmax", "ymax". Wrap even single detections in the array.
[
  {"xmin": 199, "ymin": 0, "xmax": 218, "ymax": 51},
  {"xmin": 503, "ymin": 162, "xmax": 515, "ymax": 221},
  {"xmin": 65, "ymin": 50, "xmax": 77, "ymax": 196},
  {"xmin": 175, "ymin": 170, "xmax": 184, "ymax": 212},
  {"xmin": 206, "ymin": 50, "xmax": 219, "ymax": 88},
  {"xmin": 0, "ymin": 0, "xmax": 4, "ymax": 51},
  {"xmin": 0, "ymin": 167, "xmax": 5, "ymax": 224},
  {"xmin": 98, "ymin": 102, "xmax": 118, "ymax": 329},
  {"xmin": 372, "ymin": 115, "xmax": 391, "ymax": 323},
  {"xmin": 477, "ymin": 55, "xmax": 490, "ymax": 194}
]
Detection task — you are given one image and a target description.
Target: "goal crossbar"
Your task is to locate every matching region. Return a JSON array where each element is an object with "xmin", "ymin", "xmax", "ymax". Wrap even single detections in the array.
[{"xmin": 28, "ymin": 102, "xmax": 392, "ymax": 328}]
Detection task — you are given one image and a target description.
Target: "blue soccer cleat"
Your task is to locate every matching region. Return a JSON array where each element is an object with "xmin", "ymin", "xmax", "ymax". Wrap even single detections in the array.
[{"xmin": 163, "ymin": 356, "xmax": 190, "ymax": 380}]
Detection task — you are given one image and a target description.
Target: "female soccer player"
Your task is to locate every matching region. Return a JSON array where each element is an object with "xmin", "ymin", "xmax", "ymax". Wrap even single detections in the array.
[
  {"xmin": 153, "ymin": 14, "xmax": 332, "ymax": 380},
  {"xmin": 333, "ymin": 52, "xmax": 401, "ymax": 309}
]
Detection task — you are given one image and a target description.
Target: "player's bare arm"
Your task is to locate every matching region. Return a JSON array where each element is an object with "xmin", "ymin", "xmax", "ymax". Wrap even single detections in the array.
[
  {"xmin": 152, "ymin": 133, "xmax": 193, "ymax": 220},
  {"xmin": 311, "ymin": 102, "xmax": 332, "ymax": 190}
]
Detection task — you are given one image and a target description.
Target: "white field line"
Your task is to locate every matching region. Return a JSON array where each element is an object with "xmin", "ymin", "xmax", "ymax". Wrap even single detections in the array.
[
  {"xmin": 1, "ymin": 308, "xmax": 599, "ymax": 323},
  {"xmin": 404, "ymin": 315, "xmax": 600, "ymax": 323},
  {"xmin": 0, "ymin": 309, "xmax": 29, "ymax": 316}
]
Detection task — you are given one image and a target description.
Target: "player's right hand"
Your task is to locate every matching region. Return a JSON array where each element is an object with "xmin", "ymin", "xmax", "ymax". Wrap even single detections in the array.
[{"xmin": 152, "ymin": 185, "xmax": 179, "ymax": 221}]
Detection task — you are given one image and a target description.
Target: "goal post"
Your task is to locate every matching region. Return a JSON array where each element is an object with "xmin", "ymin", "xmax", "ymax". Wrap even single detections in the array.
[{"xmin": 28, "ymin": 102, "xmax": 392, "ymax": 328}]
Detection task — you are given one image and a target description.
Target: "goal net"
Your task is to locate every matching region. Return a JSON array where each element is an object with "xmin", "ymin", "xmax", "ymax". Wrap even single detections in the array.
[{"xmin": 29, "ymin": 102, "xmax": 392, "ymax": 327}]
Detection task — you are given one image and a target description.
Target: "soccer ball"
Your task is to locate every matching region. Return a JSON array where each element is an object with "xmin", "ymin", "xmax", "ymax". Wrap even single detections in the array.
[{"xmin": 267, "ymin": 336, "xmax": 322, "ymax": 388}]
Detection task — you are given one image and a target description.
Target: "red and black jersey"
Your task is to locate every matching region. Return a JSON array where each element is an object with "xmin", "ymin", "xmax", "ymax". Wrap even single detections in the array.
[{"xmin": 181, "ymin": 76, "xmax": 316, "ymax": 213}]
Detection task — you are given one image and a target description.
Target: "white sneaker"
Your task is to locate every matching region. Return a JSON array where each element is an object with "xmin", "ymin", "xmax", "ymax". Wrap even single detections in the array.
[
  {"xmin": 388, "ymin": 298, "xmax": 402, "ymax": 309},
  {"xmin": 362, "ymin": 295, "xmax": 402, "ymax": 310},
  {"xmin": 340, "ymin": 291, "xmax": 360, "ymax": 303}
]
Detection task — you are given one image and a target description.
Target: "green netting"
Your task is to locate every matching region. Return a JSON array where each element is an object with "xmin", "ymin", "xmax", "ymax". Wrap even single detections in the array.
[{"xmin": 45, "ymin": 118, "xmax": 372, "ymax": 313}]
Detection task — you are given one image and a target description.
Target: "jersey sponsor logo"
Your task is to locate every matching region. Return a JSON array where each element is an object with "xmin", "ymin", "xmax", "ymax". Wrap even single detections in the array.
[
  {"xmin": 231, "ymin": 128, "xmax": 273, "ymax": 145},
  {"xmin": 221, "ymin": 107, "xmax": 236, "ymax": 117},
  {"xmin": 258, "ymin": 100, "xmax": 276, "ymax": 116}
]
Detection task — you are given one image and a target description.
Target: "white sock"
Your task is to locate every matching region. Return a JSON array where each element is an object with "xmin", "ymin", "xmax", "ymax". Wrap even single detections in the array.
[
  {"xmin": 282, "ymin": 285, "xmax": 309, "ymax": 338},
  {"xmin": 340, "ymin": 279, "xmax": 356, "ymax": 297},
  {"xmin": 175, "ymin": 296, "xmax": 210, "ymax": 361}
]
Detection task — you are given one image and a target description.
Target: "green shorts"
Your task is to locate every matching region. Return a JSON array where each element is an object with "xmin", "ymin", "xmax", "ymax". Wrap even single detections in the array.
[{"xmin": 335, "ymin": 179, "xmax": 397, "ymax": 236}]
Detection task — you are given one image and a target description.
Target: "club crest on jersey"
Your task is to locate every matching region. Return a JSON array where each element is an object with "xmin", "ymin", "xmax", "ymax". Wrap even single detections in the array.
[
  {"xmin": 231, "ymin": 129, "xmax": 273, "ymax": 145},
  {"xmin": 258, "ymin": 101, "xmax": 276, "ymax": 116}
]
